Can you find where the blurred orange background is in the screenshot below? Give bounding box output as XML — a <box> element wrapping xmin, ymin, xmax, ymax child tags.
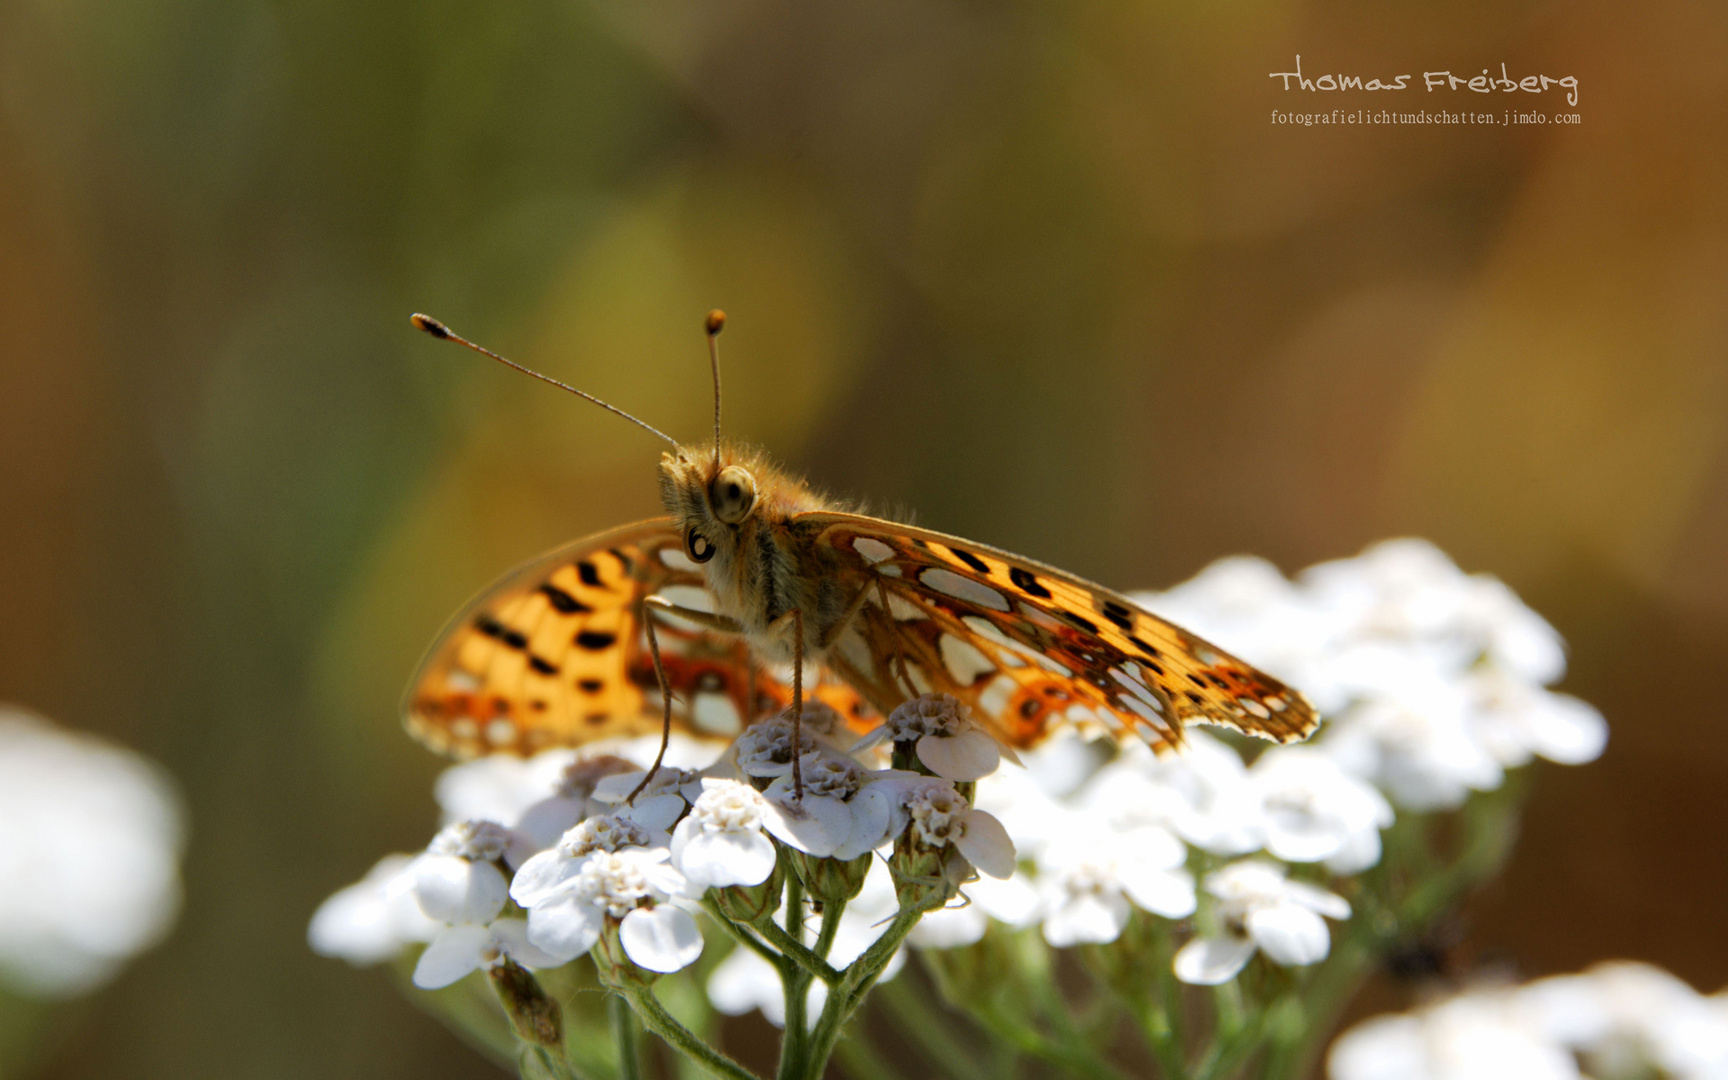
<box><xmin>0</xmin><ymin>0</ymin><xmax>1723</xmax><ymax>1076</ymax></box>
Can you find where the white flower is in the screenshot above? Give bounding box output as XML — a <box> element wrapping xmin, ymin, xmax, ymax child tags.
<box><xmin>514</xmin><ymin>755</ymin><xmax>642</xmax><ymax>851</ymax></box>
<box><xmin>515</xmin><ymin>848</ymin><xmax>701</xmax><ymax>972</ymax></box>
<box><xmin>1463</xmin><ymin>672</ymin><xmax>1607</xmax><ymax>769</ymax></box>
<box><xmin>309</xmin><ymin>854</ymin><xmax>442</xmax><ymax>965</ymax></box>
<box><xmin>591</xmin><ymin>766</ymin><xmax>708</xmax><ymax>833</ymax></box>
<box><xmin>852</xmin><ymin>693</ymin><xmax>1017</xmax><ymax>781</ymax></box>
<box><xmin>1250</xmin><ymin>747</ymin><xmax>1393</xmax><ymax>873</ymax></box>
<box><xmin>760</xmin><ymin>752</ymin><xmax>900</xmax><ymax>860</ymax></box>
<box><xmin>510</xmin><ymin>813</ymin><xmax>667</xmax><ymax>910</ymax></box>
<box><xmin>732</xmin><ymin>712</ymin><xmax>828</xmax><ymax>779</ymax></box>
<box><xmin>434</xmin><ymin>748</ymin><xmax>580</xmax><ymax>827</ymax></box>
<box><xmin>412</xmin><ymin>917</ymin><xmax>562</xmax><ymax>990</ymax></box>
<box><xmin>405</xmin><ymin>822</ymin><xmax>562</xmax><ymax>989</ymax></box>
<box><xmin>671</xmin><ymin>779</ymin><xmax>779</xmax><ymax>889</ymax></box>
<box><xmin>874</xmin><ymin>774</ymin><xmax>1017</xmax><ymax>879</ymax></box>
<box><xmin>708</xmin><ymin>945</ymin><xmax>821</xmax><ymax>1028</ymax></box>
<box><xmin>1174</xmin><ymin>860</ymin><xmax>1349</xmax><ymax>984</ymax></box>
<box><xmin>910</xmin><ymin>873</ymin><xmax>1041</xmax><ymax>949</ymax></box>
<box><xmin>0</xmin><ymin>708</ymin><xmax>185</xmax><ymax>998</ymax></box>
<box><xmin>1036</xmin><ymin>825</ymin><xmax>1196</xmax><ymax>947</ymax></box>
<box><xmin>1328</xmin><ymin>990</ymin><xmax>1580</xmax><ymax>1080</ymax></box>
<box><xmin>1520</xmin><ymin>962</ymin><xmax>1728</xmax><ymax>1079</ymax></box>
<box><xmin>1084</xmin><ymin>733</ymin><xmax>1266</xmax><ymax>856</ymax></box>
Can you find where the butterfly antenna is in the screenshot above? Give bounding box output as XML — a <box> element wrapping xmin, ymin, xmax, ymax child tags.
<box><xmin>411</xmin><ymin>313</ymin><xmax>678</xmax><ymax>447</ymax></box>
<box><xmin>705</xmin><ymin>309</ymin><xmax>726</xmax><ymax>469</ymax></box>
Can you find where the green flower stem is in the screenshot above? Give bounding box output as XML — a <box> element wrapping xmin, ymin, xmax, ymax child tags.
<box><xmin>699</xmin><ymin>896</ymin><xmax>784</xmax><ymax>968</ymax></box>
<box><xmin>800</xmin><ymin>909</ymin><xmax>924</xmax><ymax>1080</ymax></box>
<box><xmin>622</xmin><ymin>985</ymin><xmax>761</xmax><ymax>1080</ymax></box>
<box><xmin>779</xmin><ymin>874</ymin><xmax>811</xmax><ymax>1080</ymax></box>
<box><xmin>878</xmin><ymin>979</ymin><xmax>991</xmax><ymax>1080</ymax></box>
<box><xmin>813</xmin><ymin>899</ymin><xmax>847</xmax><ymax>960</ymax></box>
<box><xmin>611</xmin><ymin>994</ymin><xmax>643</xmax><ymax>1080</ymax></box>
<box><xmin>754</xmin><ymin>918</ymin><xmax>843</xmax><ymax>984</ymax></box>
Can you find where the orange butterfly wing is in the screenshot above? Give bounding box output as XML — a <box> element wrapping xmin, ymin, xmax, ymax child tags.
<box><xmin>799</xmin><ymin>513</ymin><xmax>1318</xmax><ymax>754</ymax></box>
<box><xmin>403</xmin><ymin>518</ymin><xmax>877</xmax><ymax>759</ymax></box>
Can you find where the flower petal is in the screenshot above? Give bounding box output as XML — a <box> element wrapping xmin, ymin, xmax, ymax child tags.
<box><xmin>1042</xmin><ymin>890</ymin><xmax>1129</xmax><ymax>947</ymax></box>
<box><xmin>525</xmin><ymin>894</ymin><xmax>603</xmax><ymax>962</ymax></box>
<box><xmin>620</xmin><ymin>905</ymin><xmax>704</xmax><ymax>973</ymax></box>
<box><xmin>1247</xmin><ymin>903</ymin><xmax>1331</xmax><ymax>966</ymax></box>
<box><xmin>509</xmin><ymin>848</ymin><xmax>580</xmax><ymax>908</ymax></box>
<box><xmin>954</xmin><ymin>809</ymin><xmax>1016</xmax><ymax>879</ymax></box>
<box><xmin>412</xmin><ymin>923</ymin><xmax>489</xmax><ymax>989</ymax></box>
<box><xmin>1173</xmin><ymin>936</ymin><xmax>1256</xmax><ymax>985</ymax></box>
<box><xmin>413</xmin><ymin>856</ymin><xmax>508</xmax><ymax>925</ymax></box>
<box><xmin>1118</xmin><ymin>865</ymin><xmax>1198</xmax><ymax>919</ymax></box>
<box><xmin>678</xmin><ymin>830</ymin><xmax>777</xmax><ymax>889</ymax></box>
<box><xmin>917</xmin><ymin>730</ymin><xmax>1001</xmax><ymax>782</ymax></box>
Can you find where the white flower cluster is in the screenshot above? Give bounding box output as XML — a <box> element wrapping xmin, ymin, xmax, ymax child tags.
<box><xmin>1329</xmin><ymin>961</ymin><xmax>1728</xmax><ymax>1080</ymax></box>
<box><xmin>310</xmin><ymin>705</ymin><xmax>1019</xmax><ymax>1017</ymax></box>
<box><xmin>909</xmin><ymin>538</ymin><xmax>1604</xmax><ymax>985</ymax></box>
<box><xmin>0</xmin><ymin>707</ymin><xmax>185</xmax><ymax>999</ymax></box>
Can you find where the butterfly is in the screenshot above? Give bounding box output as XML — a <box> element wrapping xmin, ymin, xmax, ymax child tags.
<box><xmin>402</xmin><ymin>312</ymin><xmax>1318</xmax><ymax>788</ymax></box>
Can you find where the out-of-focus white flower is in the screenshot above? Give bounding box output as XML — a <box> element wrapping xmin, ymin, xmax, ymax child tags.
<box><xmin>852</xmin><ymin>693</ymin><xmax>1018</xmax><ymax>782</ymax></box>
<box><xmin>435</xmin><ymin>749</ymin><xmax>580</xmax><ymax>827</ymax></box>
<box><xmin>671</xmin><ymin>779</ymin><xmax>778</xmax><ymax>889</ymax></box>
<box><xmin>1036</xmin><ymin>826</ymin><xmax>1196</xmax><ymax>947</ymax></box>
<box><xmin>514</xmin><ymin>848</ymin><xmax>700</xmax><ymax>972</ymax></box>
<box><xmin>910</xmin><ymin>873</ymin><xmax>1041</xmax><ymax>949</ymax></box>
<box><xmin>1084</xmin><ymin>734</ymin><xmax>1266</xmax><ymax>856</ymax></box>
<box><xmin>1174</xmin><ymin>861</ymin><xmax>1349</xmax><ymax>985</ymax></box>
<box><xmin>1463</xmin><ymin>672</ymin><xmax>1607</xmax><ymax>769</ymax></box>
<box><xmin>1329</xmin><ymin>990</ymin><xmax>1580</xmax><ymax>1080</ymax></box>
<box><xmin>1320</xmin><ymin>671</ymin><xmax>1504</xmax><ymax>812</ymax></box>
<box><xmin>405</xmin><ymin>821</ymin><xmax>560</xmax><ymax>989</ymax></box>
<box><xmin>591</xmin><ymin>765</ymin><xmax>709</xmax><ymax>833</ymax></box>
<box><xmin>1521</xmin><ymin>961</ymin><xmax>1728</xmax><ymax>1079</ymax></box>
<box><xmin>0</xmin><ymin>707</ymin><xmax>185</xmax><ymax>998</ymax></box>
<box><xmin>514</xmin><ymin>755</ymin><xmax>641</xmax><ymax>851</ymax></box>
<box><xmin>1329</xmin><ymin>961</ymin><xmax>1728</xmax><ymax>1080</ymax></box>
<box><xmin>1250</xmin><ymin>747</ymin><xmax>1393</xmax><ymax>873</ymax></box>
<box><xmin>708</xmin><ymin>945</ymin><xmax>817</xmax><ymax>1028</ymax></box>
<box><xmin>308</xmin><ymin>854</ymin><xmax>440</xmax><ymax>965</ymax></box>
<box><xmin>412</xmin><ymin>918</ymin><xmax>562</xmax><ymax>990</ymax></box>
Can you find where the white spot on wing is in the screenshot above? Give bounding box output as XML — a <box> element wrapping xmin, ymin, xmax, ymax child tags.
<box><xmin>1121</xmin><ymin>694</ymin><xmax>1169</xmax><ymax>729</ymax></box>
<box><xmin>978</xmin><ymin>674</ymin><xmax>1016</xmax><ymax>717</ymax></box>
<box><xmin>660</xmin><ymin>548</ymin><xmax>700</xmax><ymax>572</ymax></box>
<box><xmin>940</xmin><ymin>634</ymin><xmax>996</xmax><ymax>685</ymax></box>
<box><xmin>652</xmin><ymin>586</ymin><xmax>716</xmax><ymax>632</ymax></box>
<box><xmin>692</xmin><ymin>692</ymin><xmax>743</xmax><ymax>735</ymax></box>
<box><xmin>903</xmin><ymin>662</ymin><xmax>932</xmax><ymax>696</ymax></box>
<box><xmin>450</xmin><ymin>718</ymin><xmax>478</xmax><ymax>739</ymax></box>
<box><xmin>920</xmin><ymin>568</ymin><xmax>1010</xmax><ymax>611</ymax></box>
<box><xmin>853</xmin><ymin>537</ymin><xmax>894</xmax><ymax>564</ymax></box>
<box><xmin>447</xmin><ymin>670</ymin><xmax>481</xmax><ymax>693</ymax></box>
<box><xmin>485</xmin><ymin>719</ymin><xmax>516</xmax><ymax>745</ymax></box>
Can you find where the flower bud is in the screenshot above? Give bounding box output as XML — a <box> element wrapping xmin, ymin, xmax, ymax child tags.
<box><xmin>790</xmin><ymin>850</ymin><xmax>874</xmax><ymax>906</ymax></box>
<box><xmin>487</xmin><ymin>958</ymin><xmax>564</xmax><ymax>1048</ymax></box>
<box><xmin>591</xmin><ymin>919</ymin><xmax>660</xmax><ymax>990</ymax></box>
<box><xmin>711</xmin><ymin>856</ymin><xmax>786</xmax><ymax>925</ymax></box>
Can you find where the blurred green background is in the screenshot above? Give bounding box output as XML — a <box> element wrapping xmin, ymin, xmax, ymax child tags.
<box><xmin>1</xmin><ymin>0</ymin><xmax>1724</xmax><ymax>1076</ymax></box>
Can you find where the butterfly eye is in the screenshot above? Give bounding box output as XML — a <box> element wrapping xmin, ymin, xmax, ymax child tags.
<box><xmin>710</xmin><ymin>465</ymin><xmax>757</xmax><ymax>525</ymax></box>
<box><xmin>686</xmin><ymin>527</ymin><xmax>716</xmax><ymax>563</ymax></box>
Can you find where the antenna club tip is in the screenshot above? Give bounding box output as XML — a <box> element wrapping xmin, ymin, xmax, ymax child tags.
<box><xmin>411</xmin><ymin>313</ymin><xmax>450</xmax><ymax>339</ymax></box>
<box><xmin>705</xmin><ymin>310</ymin><xmax>726</xmax><ymax>336</ymax></box>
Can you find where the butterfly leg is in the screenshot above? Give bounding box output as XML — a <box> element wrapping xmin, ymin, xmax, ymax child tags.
<box><xmin>625</xmin><ymin>601</ymin><xmax>675</xmax><ymax>806</ymax></box>
<box><xmin>642</xmin><ymin>595</ymin><xmax>744</xmax><ymax>635</ymax></box>
<box><xmin>790</xmin><ymin>608</ymin><xmax>805</xmax><ymax>801</ymax></box>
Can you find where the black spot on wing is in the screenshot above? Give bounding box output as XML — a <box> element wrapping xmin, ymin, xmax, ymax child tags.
<box><xmin>1009</xmin><ymin>567</ymin><xmax>1052</xmax><ymax>599</ymax></box>
<box><xmin>949</xmin><ymin>546</ymin><xmax>991</xmax><ymax>575</ymax></box>
<box><xmin>1101</xmin><ymin>600</ymin><xmax>1134</xmax><ymax>631</ymax></box>
<box><xmin>1056</xmin><ymin>610</ymin><xmax>1099</xmax><ymax>635</ymax></box>
<box><xmin>576</xmin><ymin>561</ymin><xmax>603</xmax><ymax>587</ymax></box>
<box><xmin>539</xmin><ymin>583</ymin><xmax>591</xmax><ymax>615</ymax></box>
<box><xmin>578</xmin><ymin>678</ymin><xmax>604</xmax><ymax>693</ymax></box>
<box><xmin>1128</xmin><ymin>635</ymin><xmax>1161</xmax><ymax>659</ymax></box>
<box><xmin>575</xmin><ymin>630</ymin><xmax>618</xmax><ymax>651</ymax></box>
<box><xmin>528</xmin><ymin>655</ymin><xmax>560</xmax><ymax>676</ymax></box>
